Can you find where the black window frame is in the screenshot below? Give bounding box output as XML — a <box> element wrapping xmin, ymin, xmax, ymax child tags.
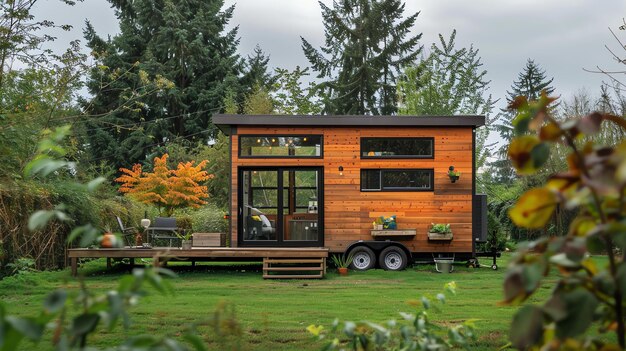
<box><xmin>239</xmin><ymin>135</ymin><xmax>324</xmax><ymax>158</ymax></box>
<box><xmin>360</xmin><ymin>169</ymin><xmax>434</xmax><ymax>192</ymax></box>
<box><xmin>360</xmin><ymin>137</ymin><xmax>434</xmax><ymax>159</ymax></box>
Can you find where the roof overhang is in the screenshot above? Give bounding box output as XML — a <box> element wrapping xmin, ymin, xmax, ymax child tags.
<box><xmin>213</xmin><ymin>114</ymin><xmax>486</xmax><ymax>135</ymax></box>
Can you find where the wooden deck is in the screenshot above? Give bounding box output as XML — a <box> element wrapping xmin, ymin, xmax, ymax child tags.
<box><xmin>67</xmin><ymin>247</ymin><xmax>329</xmax><ymax>277</ymax></box>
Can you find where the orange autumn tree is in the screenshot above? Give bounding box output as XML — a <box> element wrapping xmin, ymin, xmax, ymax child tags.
<box><xmin>115</xmin><ymin>154</ymin><xmax>211</xmax><ymax>216</ymax></box>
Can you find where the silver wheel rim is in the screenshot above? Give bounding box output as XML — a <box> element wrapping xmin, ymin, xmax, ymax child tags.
<box><xmin>384</xmin><ymin>252</ymin><xmax>403</xmax><ymax>270</ymax></box>
<box><xmin>353</xmin><ymin>252</ymin><xmax>371</xmax><ymax>270</ymax></box>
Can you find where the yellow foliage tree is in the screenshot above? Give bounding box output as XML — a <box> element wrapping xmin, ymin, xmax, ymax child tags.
<box><xmin>115</xmin><ymin>154</ymin><xmax>211</xmax><ymax>216</ymax></box>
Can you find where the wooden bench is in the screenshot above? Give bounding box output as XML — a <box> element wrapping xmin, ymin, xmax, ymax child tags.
<box><xmin>262</xmin><ymin>257</ymin><xmax>326</xmax><ymax>279</ymax></box>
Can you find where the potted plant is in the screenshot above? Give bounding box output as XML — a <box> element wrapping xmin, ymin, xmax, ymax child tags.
<box><xmin>100</xmin><ymin>226</ymin><xmax>119</xmax><ymax>248</ymax></box>
<box><xmin>428</xmin><ymin>223</ymin><xmax>453</xmax><ymax>241</ymax></box>
<box><xmin>175</xmin><ymin>230</ymin><xmax>193</xmax><ymax>250</ymax></box>
<box><xmin>374</xmin><ymin>217</ymin><xmax>384</xmax><ymax>230</ymax></box>
<box><xmin>332</xmin><ymin>251</ymin><xmax>355</xmax><ymax>276</ymax></box>
<box><xmin>448</xmin><ymin>170</ymin><xmax>461</xmax><ymax>183</ymax></box>
<box><xmin>176</xmin><ymin>216</ymin><xmax>193</xmax><ymax>249</ymax></box>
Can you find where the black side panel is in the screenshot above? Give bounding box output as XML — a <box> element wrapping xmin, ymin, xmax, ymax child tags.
<box><xmin>473</xmin><ymin>194</ymin><xmax>488</xmax><ymax>242</ymax></box>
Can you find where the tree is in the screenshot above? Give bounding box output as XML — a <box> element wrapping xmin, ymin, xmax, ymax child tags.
<box><xmin>81</xmin><ymin>0</ymin><xmax>242</xmax><ymax>170</ymax></box>
<box><xmin>116</xmin><ymin>154</ymin><xmax>211</xmax><ymax>216</ymax></box>
<box><xmin>301</xmin><ymin>0</ymin><xmax>421</xmax><ymax>115</ymax></box>
<box><xmin>273</xmin><ymin>66</ymin><xmax>322</xmax><ymax>115</ymax></box>
<box><xmin>397</xmin><ymin>30</ymin><xmax>495</xmax><ymax>171</ymax></box>
<box><xmin>490</xmin><ymin>59</ymin><xmax>556</xmax><ymax>184</ymax></box>
<box><xmin>240</xmin><ymin>45</ymin><xmax>276</xmax><ymax>98</ymax></box>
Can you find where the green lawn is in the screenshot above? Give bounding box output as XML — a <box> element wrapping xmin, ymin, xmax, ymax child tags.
<box><xmin>0</xmin><ymin>254</ymin><xmax>553</xmax><ymax>350</ymax></box>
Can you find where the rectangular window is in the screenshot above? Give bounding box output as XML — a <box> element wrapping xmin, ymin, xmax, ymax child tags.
<box><xmin>240</xmin><ymin>135</ymin><xmax>322</xmax><ymax>157</ymax></box>
<box><xmin>361</xmin><ymin>169</ymin><xmax>433</xmax><ymax>191</ymax></box>
<box><xmin>361</xmin><ymin>137</ymin><xmax>433</xmax><ymax>158</ymax></box>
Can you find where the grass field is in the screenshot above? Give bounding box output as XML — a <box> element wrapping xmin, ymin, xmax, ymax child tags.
<box><xmin>0</xmin><ymin>254</ymin><xmax>555</xmax><ymax>350</ymax></box>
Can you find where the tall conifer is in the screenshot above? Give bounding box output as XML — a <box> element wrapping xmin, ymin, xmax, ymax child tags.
<box><xmin>301</xmin><ymin>0</ymin><xmax>421</xmax><ymax>115</ymax></box>
<box><xmin>81</xmin><ymin>0</ymin><xmax>242</xmax><ymax>169</ymax></box>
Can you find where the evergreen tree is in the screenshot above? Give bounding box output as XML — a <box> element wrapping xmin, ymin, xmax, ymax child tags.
<box><xmin>490</xmin><ymin>59</ymin><xmax>556</xmax><ymax>183</ymax></box>
<box><xmin>81</xmin><ymin>0</ymin><xmax>242</xmax><ymax>170</ymax></box>
<box><xmin>397</xmin><ymin>29</ymin><xmax>495</xmax><ymax>173</ymax></box>
<box><xmin>301</xmin><ymin>0</ymin><xmax>421</xmax><ymax>115</ymax></box>
<box><xmin>273</xmin><ymin>66</ymin><xmax>322</xmax><ymax>115</ymax></box>
<box><xmin>240</xmin><ymin>45</ymin><xmax>277</xmax><ymax>97</ymax></box>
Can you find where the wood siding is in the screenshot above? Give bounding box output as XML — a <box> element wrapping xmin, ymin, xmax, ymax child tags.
<box><xmin>230</xmin><ymin>126</ymin><xmax>474</xmax><ymax>254</ymax></box>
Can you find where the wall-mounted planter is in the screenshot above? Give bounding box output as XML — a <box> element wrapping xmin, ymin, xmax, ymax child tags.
<box><xmin>448</xmin><ymin>174</ymin><xmax>460</xmax><ymax>183</ymax></box>
<box><xmin>428</xmin><ymin>232</ymin><xmax>453</xmax><ymax>241</ymax></box>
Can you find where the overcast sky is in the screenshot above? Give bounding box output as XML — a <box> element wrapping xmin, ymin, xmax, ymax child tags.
<box><xmin>33</xmin><ymin>0</ymin><xmax>626</xmax><ymax>112</ymax></box>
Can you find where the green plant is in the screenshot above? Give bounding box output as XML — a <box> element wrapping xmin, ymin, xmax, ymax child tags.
<box><xmin>448</xmin><ymin>170</ymin><xmax>461</xmax><ymax>177</ymax></box>
<box><xmin>429</xmin><ymin>223</ymin><xmax>451</xmax><ymax>234</ymax></box>
<box><xmin>309</xmin><ymin>282</ymin><xmax>476</xmax><ymax>350</ymax></box>
<box><xmin>331</xmin><ymin>251</ymin><xmax>355</xmax><ymax>269</ymax></box>
<box><xmin>502</xmin><ymin>91</ymin><xmax>626</xmax><ymax>349</ymax></box>
<box><xmin>175</xmin><ymin>230</ymin><xmax>193</xmax><ymax>241</ymax></box>
<box><xmin>5</xmin><ymin>257</ymin><xmax>36</xmax><ymax>275</ymax></box>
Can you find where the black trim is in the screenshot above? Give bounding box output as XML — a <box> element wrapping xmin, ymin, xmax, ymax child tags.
<box><xmin>360</xmin><ymin>137</ymin><xmax>434</xmax><ymax>159</ymax></box>
<box><xmin>360</xmin><ymin>169</ymin><xmax>434</xmax><ymax>192</ymax></box>
<box><xmin>228</xmin><ymin>132</ymin><xmax>233</xmax><ymax>246</ymax></box>
<box><xmin>238</xmin><ymin>135</ymin><xmax>323</xmax><ymax>159</ymax></box>
<box><xmin>214</xmin><ymin>114</ymin><xmax>486</xmax><ymax>135</ymax></box>
<box><xmin>471</xmin><ymin>127</ymin><xmax>477</xmax><ymax>257</ymax></box>
<box><xmin>237</xmin><ymin>166</ymin><xmax>324</xmax><ymax>248</ymax></box>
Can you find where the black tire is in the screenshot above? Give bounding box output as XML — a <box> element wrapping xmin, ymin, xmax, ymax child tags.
<box><xmin>379</xmin><ymin>246</ymin><xmax>408</xmax><ymax>271</ymax></box>
<box><xmin>349</xmin><ymin>246</ymin><xmax>376</xmax><ymax>271</ymax></box>
<box><xmin>492</xmin><ymin>264</ymin><xmax>498</xmax><ymax>270</ymax></box>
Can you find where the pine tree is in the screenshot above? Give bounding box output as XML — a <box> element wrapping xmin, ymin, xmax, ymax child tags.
<box><xmin>491</xmin><ymin>59</ymin><xmax>556</xmax><ymax>183</ymax></box>
<box><xmin>81</xmin><ymin>0</ymin><xmax>242</xmax><ymax>170</ymax></box>
<box><xmin>301</xmin><ymin>0</ymin><xmax>421</xmax><ymax>115</ymax></box>
<box><xmin>240</xmin><ymin>45</ymin><xmax>277</xmax><ymax>96</ymax></box>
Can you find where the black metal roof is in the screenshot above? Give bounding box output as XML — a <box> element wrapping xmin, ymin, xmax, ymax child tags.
<box><xmin>213</xmin><ymin>114</ymin><xmax>485</xmax><ymax>135</ymax></box>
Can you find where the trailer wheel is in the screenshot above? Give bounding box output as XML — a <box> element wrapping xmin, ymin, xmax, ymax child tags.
<box><xmin>349</xmin><ymin>246</ymin><xmax>376</xmax><ymax>271</ymax></box>
<box><xmin>379</xmin><ymin>247</ymin><xmax>408</xmax><ymax>271</ymax></box>
<box><xmin>492</xmin><ymin>264</ymin><xmax>498</xmax><ymax>270</ymax></box>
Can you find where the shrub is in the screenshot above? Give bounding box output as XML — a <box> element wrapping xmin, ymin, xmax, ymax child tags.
<box><xmin>183</xmin><ymin>204</ymin><xmax>228</xmax><ymax>234</ymax></box>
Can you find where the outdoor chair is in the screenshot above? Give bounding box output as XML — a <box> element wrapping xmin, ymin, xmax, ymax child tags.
<box><xmin>147</xmin><ymin>217</ymin><xmax>179</xmax><ymax>247</ymax></box>
<box><xmin>115</xmin><ymin>216</ymin><xmax>138</xmax><ymax>247</ymax></box>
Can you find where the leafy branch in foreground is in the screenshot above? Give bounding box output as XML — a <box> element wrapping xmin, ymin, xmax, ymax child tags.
<box><xmin>502</xmin><ymin>92</ymin><xmax>626</xmax><ymax>349</ymax></box>
<box><xmin>309</xmin><ymin>282</ymin><xmax>476</xmax><ymax>351</ymax></box>
<box><xmin>0</xmin><ymin>126</ymin><xmax>240</xmax><ymax>351</ymax></box>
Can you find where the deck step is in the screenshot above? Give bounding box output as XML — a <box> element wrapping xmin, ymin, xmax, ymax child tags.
<box><xmin>262</xmin><ymin>257</ymin><xmax>326</xmax><ymax>279</ymax></box>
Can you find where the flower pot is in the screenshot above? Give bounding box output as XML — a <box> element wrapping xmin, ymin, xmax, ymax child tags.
<box><xmin>181</xmin><ymin>240</ymin><xmax>192</xmax><ymax>250</ymax></box>
<box><xmin>338</xmin><ymin>267</ymin><xmax>349</xmax><ymax>276</ymax></box>
<box><xmin>377</xmin><ymin>225</ymin><xmax>383</xmax><ymax>230</ymax></box>
<box><xmin>449</xmin><ymin>175</ymin><xmax>459</xmax><ymax>183</ymax></box>
<box><xmin>101</xmin><ymin>233</ymin><xmax>118</xmax><ymax>248</ymax></box>
<box><xmin>428</xmin><ymin>232</ymin><xmax>453</xmax><ymax>241</ymax></box>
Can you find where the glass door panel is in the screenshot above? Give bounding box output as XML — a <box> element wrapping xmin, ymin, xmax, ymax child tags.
<box><xmin>242</xmin><ymin>170</ymin><xmax>278</xmax><ymax>241</ymax></box>
<box><xmin>283</xmin><ymin>170</ymin><xmax>319</xmax><ymax>242</ymax></box>
<box><xmin>240</xmin><ymin>167</ymin><xmax>322</xmax><ymax>246</ymax></box>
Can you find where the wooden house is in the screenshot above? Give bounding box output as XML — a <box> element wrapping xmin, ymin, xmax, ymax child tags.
<box><xmin>214</xmin><ymin>114</ymin><xmax>489</xmax><ymax>271</ymax></box>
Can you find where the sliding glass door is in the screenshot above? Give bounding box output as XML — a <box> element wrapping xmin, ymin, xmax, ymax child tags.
<box><xmin>239</xmin><ymin>167</ymin><xmax>323</xmax><ymax>247</ymax></box>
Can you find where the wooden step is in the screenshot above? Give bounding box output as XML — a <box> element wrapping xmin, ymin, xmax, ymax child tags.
<box><xmin>262</xmin><ymin>257</ymin><xmax>326</xmax><ymax>279</ymax></box>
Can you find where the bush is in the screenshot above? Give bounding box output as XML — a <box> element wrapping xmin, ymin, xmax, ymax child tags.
<box><xmin>183</xmin><ymin>204</ymin><xmax>228</xmax><ymax>234</ymax></box>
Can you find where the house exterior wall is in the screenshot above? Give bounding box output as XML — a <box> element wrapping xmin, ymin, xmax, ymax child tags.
<box><xmin>230</xmin><ymin>126</ymin><xmax>474</xmax><ymax>254</ymax></box>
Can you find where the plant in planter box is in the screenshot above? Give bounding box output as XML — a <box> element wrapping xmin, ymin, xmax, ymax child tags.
<box><xmin>428</xmin><ymin>223</ymin><xmax>453</xmax><ymax>240</ymax></box>
<box><xmin>331</xmin><ymin>251</ymin><xmax>355</xmax><ymax>276</ymax></box>
<box><xmin>374</xmin><ymin>216</ymin><xmax>384</xmax><ymax>230</ymax></box>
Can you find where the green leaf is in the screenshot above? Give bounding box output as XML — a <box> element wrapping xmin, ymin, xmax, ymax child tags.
<box><xmin>71</xmin><ymin>313</ymin><xmax>99</xmax><ymax>336</ymax></box>
<box><xmin>509</xmin><ymin>305</ymin><xmax>544</xmax><ymax>350</ymax></box>
<box><xmin>553</xmin><ymin>289</ymin><xmax>598</xmax><ymax>339</ymax></box>
<box><xmin>27</xmin><ymin>210</ymin><xmax>55</xmax><ymax>231</ymax></box>
<box><xmin>343</xmin><ymin>321</ymin><xmax>355</xmax><ymax>337</ymax></box>
<box><xmin>68</xmin><ymin>224</ymin><xmax>99</xmax><ymax>247</ymax></box>
<box><xmin>5</xmin><ymin>317</ymin><xmax>44</xmax><ymax>341</ymax></box>
<box><xmin>530</xmin><ymin>142</ymin><xmax>550</xmax><ymax>169</ymax></box>
<box><xmin>86</xmin><ymin>177</ymin><xmax>106</xmax><ymax>192</ymax></box>
<box><xmin>43</xmin><ymin>290</ymin><xmax>67</xmax><ymax>314</ymax></box>
<box><xmin>183</xmin><ymin>333</ymin><xmax>208</xmax><ymax>351</ymax></box>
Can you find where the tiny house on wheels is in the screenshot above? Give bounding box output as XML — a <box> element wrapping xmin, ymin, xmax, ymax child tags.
<box><xmin>213</xmin><ymin>114</ymin><xmax>491</xmax><ymax>271</ymax></box>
